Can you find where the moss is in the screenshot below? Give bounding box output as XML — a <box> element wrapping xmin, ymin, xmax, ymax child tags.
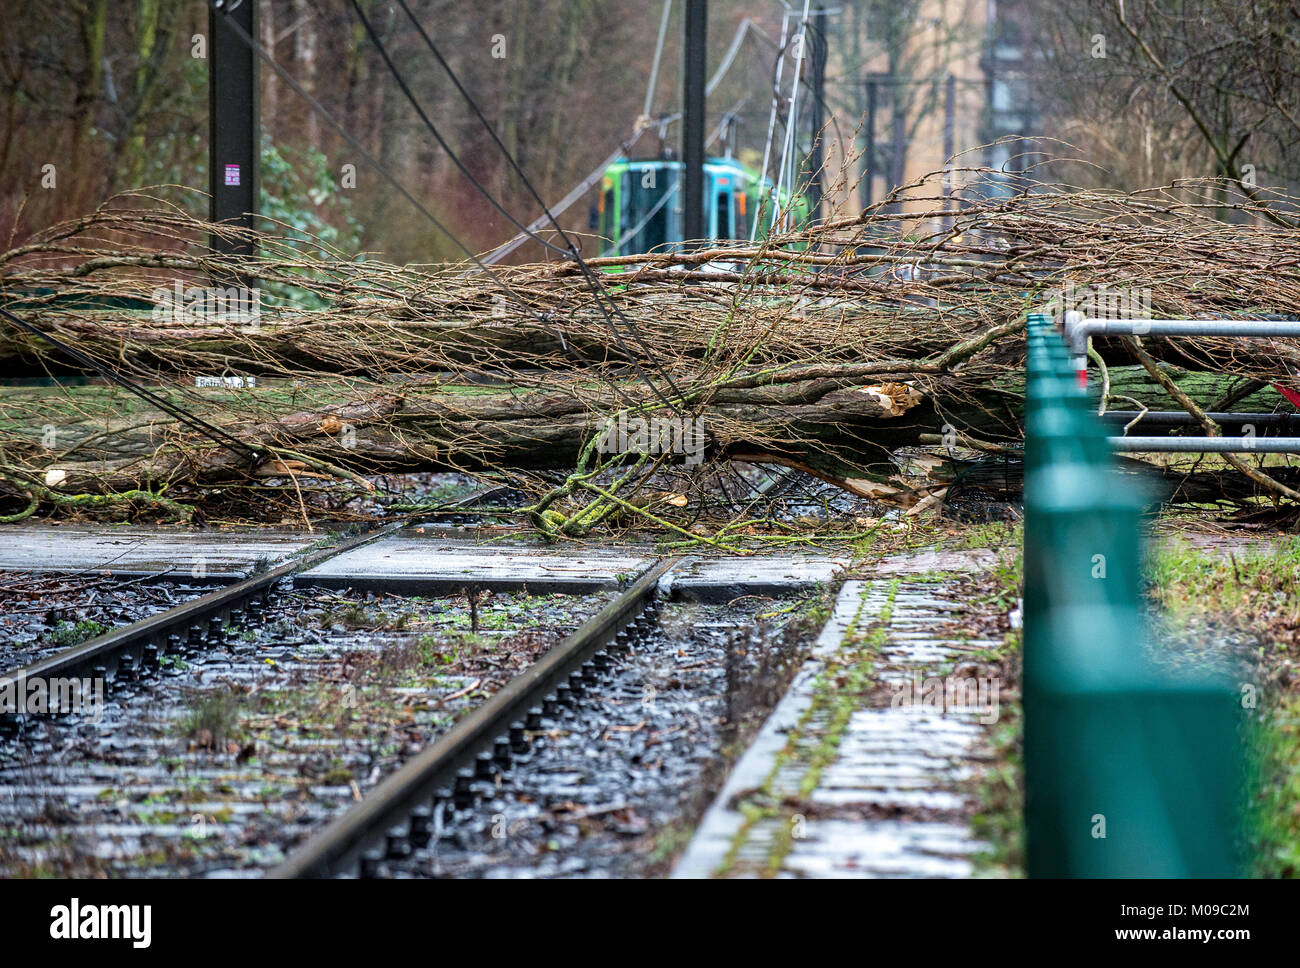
<box><xmin>717</xmin><ymin>580</ymin><xmax>897</xmax><ymax>877</ymax></box>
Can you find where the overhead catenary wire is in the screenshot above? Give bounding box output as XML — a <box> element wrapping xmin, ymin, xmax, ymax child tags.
<box><xmin>644</xmin><ymin>0</ymin><xmax>674</xmax><ymax>118</ymax></box>
<box><xmin>0</xmin><ymin>306</ymin><xmax>261</xmax><ymax>463</ymax></box>
<box><xmin>204</xmin><ymin>2</ymin><xmax>668</xmax><ymax>419</ymax></box>
<box><xmin>484</xmin><ymin>13</ymin><xmax>764</xmax><ymax>265</ymax></box>
<box><xmin>200</xmin><ymin>0</ymin><xmax>570</xmax><ymax>354</ymax></box>
<box><xmin>347</xmin><ymin>0</ymin><xmax>571</xmax><ymax>260</ymax></box>
<box><xmin>387</xmin><ymin>0</ymin><xmax>690</xmax><ymax>416</ymax></box>
<box><xmin>773</xmin><ymin>0</ymin><xmax>813</xmax><ymax>230</ymax></box>
<box><xmin>752</xmin><ymin>12</ymin><xmax>792</xmax><ymax>241</ymax></box>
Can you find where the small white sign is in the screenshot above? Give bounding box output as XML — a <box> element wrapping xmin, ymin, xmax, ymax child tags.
<box><xmin>195</xmin><ymin>376</ymin><xmax>256</xmax><ymax>388</ymax></box>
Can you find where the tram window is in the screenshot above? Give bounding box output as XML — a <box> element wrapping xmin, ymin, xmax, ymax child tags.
<box><xmin>600</xmin><ymin>186</ymin><xmax>615</xmax><ymax>239</ymax></box>
<box><xmin>715</xmin><ymin>191</ymin><xmax>731</xmax><ymax>240</ymax></box>
<box><xmin>624</xmin><ymin>165</ymin><xmax>677</xmax><ymax>253</ymax></box>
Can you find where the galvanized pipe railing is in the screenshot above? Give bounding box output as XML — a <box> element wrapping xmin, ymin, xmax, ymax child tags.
<box><xmin>1101</xmin><ymin>411</ymin><xmax>1300</xmax><ymax>431</ymax></box>
<box><xmin>1109</xmin><ymin>436</ymin><xmax>1300</xmax><ymax>453</ymax></box>
<box><xmin>1062</xmin><ymin>310</ymin><xmax>1300</xmax><ymax>387</ymax></box>
<box><xmin>1062</xmin><ymin>310</ymin><xmax>1300</xmax><ymax>453</ymax></box>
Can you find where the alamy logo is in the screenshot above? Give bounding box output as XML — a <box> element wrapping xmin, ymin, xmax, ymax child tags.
<box><xmin>890</xmin><ymin>674</ymin><xmax>1000</xmax><ymax>724</ymax></box>
<box><xmin>1040</xmin><ymin>280</ymin><xmax>1150</xmax><ymax>320</ymax></box>
<box><xmin>49</xmin><ymin>899</ymin><xmax>151</xmax><ymax>949</ymax></box>
<box><xmin>151</xmin><ymin>279</ymin><xmax>260</xmax><ymax>324</ymax></box>
<box><xmin>595</xmin><ymin>412</ymin><xmax>705</xmax><ymax>465</ymax></box>
<box><xmin>0</xmin><ymin>674</ymin><xmax>103</xmax><ymax>723</ymax></box>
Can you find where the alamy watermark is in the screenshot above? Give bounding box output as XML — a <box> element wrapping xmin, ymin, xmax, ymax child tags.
<box><xmin>595</xmin><ymin>412</ymin><xmax>705</xmax><ymax>465</ymax></box>
<box><xmin>1039</xmin><ymin>280</ymin><xmax>1151</xmax><ymax>321</ymax></box>
<box><xmin>151</xmin><ymin>279</ymin><xmax>260</xmax><ymax>325</ymax></box>
<box><xmin>50</xmin><ymin>899</ymin><xmax>151</xmax><ymax>948</ymax></box>
<box><xmin>0</xmin><ymin>673</ymin><xmax>104</xmax><ymax>724</ymax></box>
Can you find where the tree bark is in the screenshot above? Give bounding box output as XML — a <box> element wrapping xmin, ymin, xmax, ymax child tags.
<box><xmin>13</xmin><ymin>379</ymin><xmax>934</xmax><ymax>494</ymax></box>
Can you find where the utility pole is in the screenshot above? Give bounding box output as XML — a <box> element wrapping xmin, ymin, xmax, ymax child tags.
<box><xmin>209</xmin><ymin>0</ymin><xmax>259</xmax><ymax>284</ymax></box>
<box><xmin>942</xmin><ymin>73</ymin><xmax>955</xmax><ymax>230</ymax></box>
<box><xmin>864</xmin><ymin>76</ymin><xmax>877</xmax><ymax>208</ymax></box>
<box><xmin>682</xmin><ymin>0</ymin><xmax>707</xmax><ymax>245</ymax></box>
<box><xmin>806</xmin><ymin>5</ymin><xmax>827</xmax><ymax>223</ymax></box>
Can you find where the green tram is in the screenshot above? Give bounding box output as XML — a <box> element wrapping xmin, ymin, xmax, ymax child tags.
<box><xmin>593</xmin><ymin>155</ymin><xmax>809</xmax><ymax>257</ymax></box>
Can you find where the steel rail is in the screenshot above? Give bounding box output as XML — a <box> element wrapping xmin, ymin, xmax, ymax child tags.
<box><xmin>0</xmin><ymin>522</ymin><xmax>405</xmax><ymax>696</ymax></box>
<box><xmin>1101</xmin><ymin>411</ymin><xmax>1300</xmax><ymax>432</ymax></box>
<box><xmin>271</xmin><ymin>555</ymin><xmax>685</xmax><ymax>878</ymax></box>
<box><xmin>1108</xmin><ymin>436</ymin><xmax>1300</xmax><ymax>453</ymax></box>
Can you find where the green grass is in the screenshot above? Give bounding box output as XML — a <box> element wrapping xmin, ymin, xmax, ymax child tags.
<box><xmin>965</xmin><ymin>531</ymin><xmax>1024</xmax><ymax>875</ymax></box>
<box><xmin>953</xmin><ymin>520</ymin><xmax>1021</xmax><ymax>552</ymax></box>
<box><xmin>178</xmin><ymin>689</ymin><xmax>244</xmax><ymax>749</ymax></box>
<box><xmin>1146</xmin><ymin>536</ymin><xmax>1300</xmax><ymax>627</ymax></box>
<box><xmin>970</xmin><ymin>716</ymin><xmax>1024</xmax><ymax>876</ymax></box>
<box><xmin>1145</xmin><ymin>532</ymin><xmax>1300</xmax><ymax>877</ymax></box>
<box><xmin>1249</xmin><ymin>695</ymin><xmax>1300</xmax><ymax>877</ymax></box>
<box><xmin>50</xmin><ymin>619</ymin><xmax>107</xmax><ymax>647</ymax></box>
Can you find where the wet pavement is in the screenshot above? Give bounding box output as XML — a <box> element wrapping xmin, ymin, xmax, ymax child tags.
<box><xmin>296</xmin><ymin>536</ymin><xmax>653</xmax><ymax>594</ymax></box>
<box><xmin>298</xmin><ymin>532</ymin><xmax>850</xmax><ymax>599</ymax></box>
<box><xmin>666</xmin><ymin>555</ymin><xmax>849</xmax><ymax>602</ymax></box>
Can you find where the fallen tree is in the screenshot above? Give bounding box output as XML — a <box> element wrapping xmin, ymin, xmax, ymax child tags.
<box><xmin>3</xmin><ymin>171</ymin><xmax>1300</xmax><ymax>529</ymax></box>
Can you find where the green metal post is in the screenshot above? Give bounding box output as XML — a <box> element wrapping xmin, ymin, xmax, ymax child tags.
<box><xmin>1022</xmin><ymin>312</ymin><xmax>1243</xmax><ymax>877</ymax></box>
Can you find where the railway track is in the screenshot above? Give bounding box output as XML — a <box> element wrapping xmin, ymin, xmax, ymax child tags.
<box><xmin>1</xmin><ymin>469</ymin><xmax>838</xmax><ymax>878</ymax></box>
<box><xmin>273</xmin><ymin>556</ymin><xmax>683</xmax><ymax>877</ymax></box>
<box><xmin>0</xmin><ymin>585</ymin><xmax>625</xmax><ymax>873</ymax></box>
<box><xmin>0</xmin><ymin>485</ymin><xmax>520</xmax><ymax>708</ymax></box>
<box><xmin>0</xmin><ymin>521</ymin><xmax>824</xmax><ymax>879</ymax></box>
<box><xmin>0</xmin><ymin>524</ymin><xmax>399</xmax><ymax>722</ymax></box>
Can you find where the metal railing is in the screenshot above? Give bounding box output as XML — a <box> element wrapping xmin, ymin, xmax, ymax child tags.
<box><xmin>1062</xmin><ymin>310</ymin><xmax>1300</xmax><ymax>454</ymax></box>
<box><xmin>1022</xmin><ymin>312</ymin><xmax>1242</xmax><ymax>877</ymax></box>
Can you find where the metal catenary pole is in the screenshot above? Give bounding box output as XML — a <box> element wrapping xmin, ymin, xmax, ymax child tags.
<box><xmin>209</xmin><ymin>0</ymin><xmax>259</xmax><ymax>289</ymax></box>
<box><xmin>682</xmin><ymin>0</ymin><xmax>708</xmax><ymax>246</ymax></box>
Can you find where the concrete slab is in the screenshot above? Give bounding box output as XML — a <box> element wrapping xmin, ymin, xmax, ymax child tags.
<box><xmin>783</xmin><ymin>819</ymin><xmax>979</xmax><ymax>878</ymax></box>
<box><xmin>875</xmin><ymin>548</ymin><xmax>997</xmax><ymax>574</ymax></box>
<box><xmin>667</xmin><ymin>554</ymin><xmax>849</xmax><ymax>602</ymax></box>
<box><xmin>675</xmin><ymin>566</ymin><xmax>1002</xmax><ymax>879</ymax></box>
<box><xmin>294</xmin><ymin>535</ymin><xmax>654</xmax><ymax>594</ymax></box>
<box><xmin>672</xmin><ymin>580</ymin><xmax>868</xmax><ymax>878</ymax></box>
<box><xmin>296</xmin><ymin>536</ymin><xmax>849</xmax><ymax>597</ymax></box>
<box><xmin>0</xmin><ymin>525</ymin><xmax>315</xmax><ymax>581</ymax></box>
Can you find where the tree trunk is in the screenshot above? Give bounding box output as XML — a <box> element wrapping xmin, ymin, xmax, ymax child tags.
<box><xmin>14</xmin><ymin>379</ymin><xmax>933</xmax><ymax>494</ymax></box>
